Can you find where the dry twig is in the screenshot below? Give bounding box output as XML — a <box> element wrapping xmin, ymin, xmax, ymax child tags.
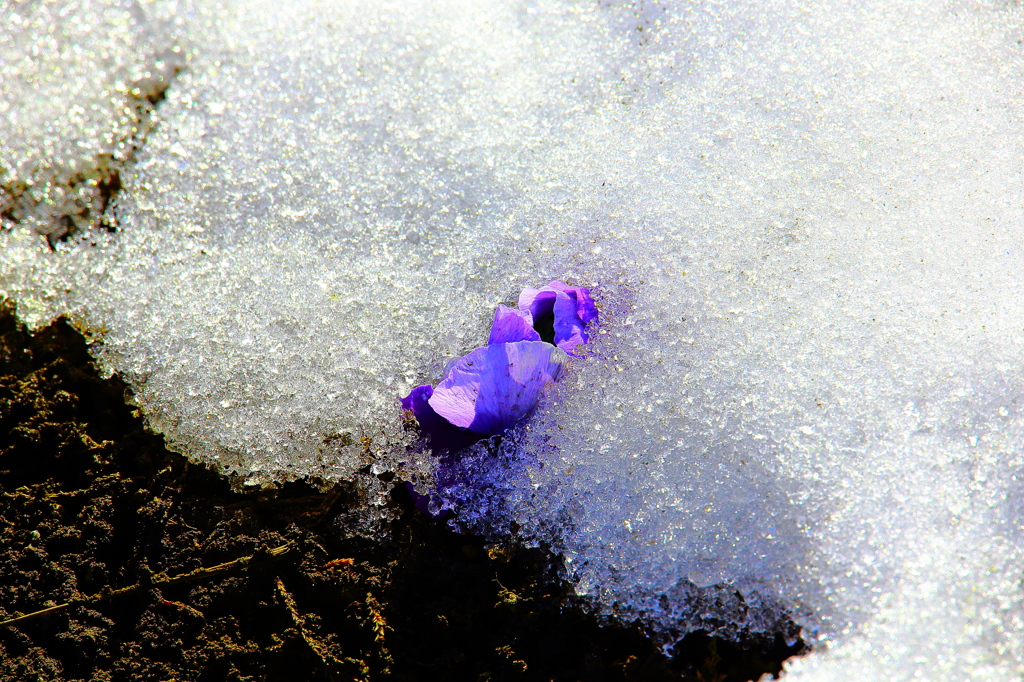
<box><xmin>0</xmin><ymin>542</ymin><xmax>293</xmax><ymax>628</ymax></box>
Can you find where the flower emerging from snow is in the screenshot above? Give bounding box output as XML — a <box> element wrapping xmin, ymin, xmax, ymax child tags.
<box><xmin>402</xmin><ymin>280</ymin><xmax>597</xmax><ymax>452</ymax></box>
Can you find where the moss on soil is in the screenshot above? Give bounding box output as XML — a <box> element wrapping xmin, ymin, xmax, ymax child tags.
<box><xmin>0</xmin><ymin>302</ymin><xmax>804</xmax><ymax>681</ymax></box>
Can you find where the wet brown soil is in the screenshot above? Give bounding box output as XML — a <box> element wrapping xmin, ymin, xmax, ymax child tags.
<box><xmin>0</xmin><ymin>302</ymin><xmax>804</xmax><ymax>681</ymax></box>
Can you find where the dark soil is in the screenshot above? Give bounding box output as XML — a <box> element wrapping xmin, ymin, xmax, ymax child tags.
<box><xmin>0</xmin><ymin>301</ymin><xmax>804</xmax><ymax>681</ymax></box>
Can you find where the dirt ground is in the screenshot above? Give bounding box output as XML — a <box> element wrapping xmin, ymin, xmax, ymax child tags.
<box><xmin>0</xmin><ymin>301</ymin><xmax>804</xmax><ymax>681</ymax></box>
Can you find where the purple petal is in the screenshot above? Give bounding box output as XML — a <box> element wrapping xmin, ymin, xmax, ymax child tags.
<box><xmin>400</xmin><ymin>383</ymin><xmax>434</xmax><ymax>413</ymax></box>
<box><xmin>552</xmin><ymin>292</ymin><xmax>588</xmax><ymax>354</ymax></box>
<box><xmin>401</xmin><ymin>384</ymin><xmax>482</xmax><ymax>452</ymax></box>
<box><xmin>518</xmin><ymin>280</ymin><xmax>599</xmax><ymax>356</ymax></box>
<box><xmin>548</xmin><ymin>280</ymin><xmax>599</xmax><ymax>326</ymax></box>
<box><xmin>488</xmin><ymin>304</ymin><xmax>540</xmax><ymax>344</ymax></box>
<box><xmin>517</xmin><ymin>286</ymin><xmax>560</xmax><ymax>321</ymax></box>
<box><xmin>428</xmin><ymin>341</ymin><xmax>567</xmax><ymax>435</ymax></box>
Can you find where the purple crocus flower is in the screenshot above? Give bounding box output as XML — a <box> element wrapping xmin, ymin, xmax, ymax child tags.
<box><xmin>518</xmin><ymin>281</ymin><xmax>598</xmax><ymax>356</ymax></box>
<box><xmin>427</xmin><ymin>340</ymin><xmax>567</xmax><ymax>435</ymax></box>
<box><xmin>401</xmin><ymin>280</ymin><xmax>597</xmax><ymax>453</ymax></box>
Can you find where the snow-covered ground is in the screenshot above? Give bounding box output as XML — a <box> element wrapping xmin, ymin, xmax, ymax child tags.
<box><xmin>3</xmin><ymin>1</ymin><xmax>1023</xmax><ymax>678</ymax></box>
